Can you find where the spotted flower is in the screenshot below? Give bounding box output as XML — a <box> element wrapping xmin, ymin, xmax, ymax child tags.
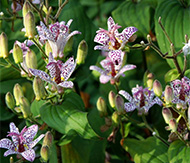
<box><xmin>183</xmin><ymin>39</ymin><xmax>190</xmax><ymax>56</ymax></box>
<box><xmin>29</xmin><ymin>53</ymin><xmax>76</xmax><ymax>89</ymax></box>
<box><xmin>94</xmin><ymin>16</ymin><xmax>138</xmax><ymax>51</ymax></box>
<box><xmin>90</xmin><ymin>50</ymin><xmax>136</xmax><ymax>84</ymax></box>
<box><xmin>119</xmin><ymin>85</ymin><xmax>163</xmax><ymax>115</ymax></box>
<box><xmin>37</xmin><ymin>20</ymin><xmax>81</xmax><ymax>58</ymax></box>
<box><xmin>10</xmin><ymin>40</ymin><xmax>34</xmax><ymax>75</ymax></box>
<box><xmin>0</xmin><ymin>122</ymin><xmax>44</xmax><ymax>162</ymax></box>
<box><xmin>170</xmin><ymin>76</ymin><xmax>190</xmax><ymax>108</ymax></box>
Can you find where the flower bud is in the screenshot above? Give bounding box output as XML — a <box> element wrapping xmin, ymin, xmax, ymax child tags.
<box><xmin>5</xmin><ymin>92</ymin><xmax>16</xmax><ymax>110</ymax></box>
<box><xmin>22</xmin><ymin>1</ymin><xmax>32</xmax><ymax>19</ymax></box>
<box><xmin>188</xmin><ymin>106</ymin><xmax>190</xmax><ymax>125</ymax></box>
<box><xmin>19</xmin><ymin>96</ymin><xmax>32</xmax><ymax>118</ymax></box>
<box><xmin>144</xmin><ymin>71</ymin><xmax>154</xmax><ymax>89</ymax></box>
<box><xmin>162</xmin><ymin>107</ymin><xmax>173</xmax><ymax>124</ymax></box>
<box><xmin>115</xmin><ymin>95</ymin><xmax>125</xmax><ymax>114</ymax></box>
<box><xmin>13</xmin><ymin>43</ymin><xmax>23</xmax><ymax>64</ymax></box>
<box><xmin>169</xmin><ymin>118</ymin><xmax>177</xmax><ymax>132</ymax></box>
<box><xmin>76</xmin><ymin>40</ymin><xmax>88</xmax><ymax>65</ymax></box>
<box><xmin>45</xmin><ymin>41</ymin><xmax>52</xmax><ymax>57</ymax></box>
<box><xmin>13</xmin><ymin>83</ymin><xmax>24</xmax><ymax>106</ymax></box>
<box><xmin>96</xmin><ymin>97</ymin><xmax>108</xmax><ymax>117</ymax></box>
<box><xmin>164</xmin><ymin>85</ymin><xmax>174</xmax><ymax>105</ymax></box>
<box><xmin>153</xmin><ymin>80</ymin><xmax>163</xmax><ymax>97</ymax></box>
<box><xmin>33</xmin><ymin>76</ymin><xmax>47</xmax><ymax>100</ymax></box>
<box><xmin>147</xmin><ymin>34</ymin><xmax>152</xmax><ymax>43</ymax></box>
<box><xmin>42</xmin><ymin>131</ymin><xmax>53</xmax><ymax>148</ymax></box>
<box><xmin>10</xmin><ymin>157</ymin><xmax>14</xmax><ymax>163</ymax></box>
<box><xmin>24</xmin><ymin>11</ymin><xmax>36</xmax><ymax>39</ymax></box>
<box><xmin>25</xmin><ymin>49</ymin><xmax>37</xmax><ymax>69</ymax></box>
<box><xmin>40</xmin><ymin>145</ymin><xmax>50</xmax><ymax>162</ymax></box>
<box><xmin>0</xmin><ymin>32</ymin><xmax>9</xmax><ymax>58</ymax></box>
<box><xmin>111</xmin><ymin>111</ymin><xmax>120</xmax><ymax>126</ymax></box>
<box><xmin>108</xmin><ymin>91</ymin><xmax>116</xmax><ymax>108</ymax></box>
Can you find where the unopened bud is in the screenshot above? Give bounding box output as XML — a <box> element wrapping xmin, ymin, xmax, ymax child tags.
<box><xmin>40</xmin><ymin>145</ymin><xmax>50</xmax><ymax>162</ymax></box>
<box><xmin>13</xmin><ymin>43</ymin><xmax>23</xmax><ymax>64</ymax></box>
<box><xmin>23</xmin><ymin>1</ymin><xmax>32</xmax><ymax>19</ymax></box>
<box><xmin>76</xmin><ymin>40</ymin><xmax>88</xmax><ymax>65</ymax></box>
<box><xmin>45</xmin><ymin>41</ymin><xmax>52</xmax><ymax>57</ymax></box>
<box><xmin>96</xmin><ymin>97</ymin><xmax>108</xmax><ymax>117</ymax></box>
<box><xmin>164</xmin><ymin>85</ymin><xmax>174</xmax><ymax>105</ymax></box>
<box><xmin>0</xmin><ymin>32</ymin><xmax>9</xmax><ymax>58</ymax></box>
<box><xmin>19</xmin><ymin>96</ymin><xmax>32</xmax><ymax>118</ymax></box>
<box><xmin>42</xmin><ymin>131</ymin><xmax>53</xmax><ymax>148</ymax></box>
<box><xmin>10</xmin><ymin>157</ymin><xmax>14</xmax><ymax>163</ymax></box>
<box><xmin>169</xmin><ymin>118</ymin><xmax>177</xmax><ymax>132</ymax></box>
<box><xmin>162</xmin><ymin>107</ymin><xmax>173</xmax><ymax>124</ymax></box>
<box><xmin>115</xmin><ymin>95</ymin><xmax>125</xmax><ymax>114</ymax></box>
<box><xmin>25</xmin><ymin>49</ymin><xmax>37</xmax><ymax>69</ymax></box>
<box><xmin>108</xmin><ymin>91</ymin><xmax>116</xmax><ymax>108</ymax></box>
<box><xmin>24</xmin><ymin>11</ymin><xmax>36</xmax><ymax>39</ymax></box>
<box><xmin>147</xmin><ymin>34</ymin><xmax>152</xmax><ymax>43</ymax></box>
<box><xmin>33</xmin><ymin>76</ymin><xmax>47</xmax><ymax>100</ymax></box>
<box><xmin>13</xmin><ymin>83</ymin><xmax>24</xmax><ymax>106</ymax></box>
<box><xmin>140</xmin><ymin>41</ymin><xmax>145</xmax><ymax>46</ymax></box>
<box><xmin>5</xmin><ymin>92</ymin><xmax>16</xmax><ymax>110</ymax></box>
<box><xmin>153</xmin><ymin>80</ymin><xmax>163</xmax><ymax>97</ymax></box>
<box><xmin>144</xmin><ymin>71</ymin><xmax>154</xmax><ymax>89</ymax></box>
<box><xmin>111</xmin><ymin>111</ymin><xmax>120</xmax><ymax>126</ymax></box>
<box><xmin>188</xmin><ymin>106</ymin><xmax>190</xmax><ymax>125</ymax></box>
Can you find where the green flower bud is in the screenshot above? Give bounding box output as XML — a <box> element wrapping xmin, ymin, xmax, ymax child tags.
<box><xmin>169</xmin><ymin>118</ymin><xmax>177</xmax><ymax>132</ymax></box>
<box><xmin>13</xmin><ymin>43</ymin><xmax>23</xmax><ymax>64</ymax></box>
<box><xmin>24</xmin><ymin>11</ymin><xmax>36</xmax><ymax>39</ymax></box>
<box><xmin>108</xmin><ymin>91</ymin><xmax>116</xmax><ymax>108</ymax></box>
<box><xmin>5</xmin><ymin>92</ymin><xmax>16</xmax><ymax>110</ymax></box>
<box><xmin>42</xmin><ymin>131</ymin><xmax>53</xmax><ymax>148</ymax></box>
<box><xmin>23</xmin><ymin>1</ymin><xmax>32</xmax><ymax>19</ymax></box>
<box><xmin>164</xmin><ymin>85</ymin><xmax>174</xmax><ymax>105</ymax></box>
<box><xmin>45</xmin><ymin>41</ymin><xmax>52</xmax><ymax>57</ymax></box>
<box><xmin>13</xmin><ymin>83</ymin><xmax>24</xmax><ymax>106</ymax></box>
<box><xmin>147</xmin><ymin>34</ymin><xmax>152</xmax><ymax>43</ymax></box>
<box><xmin>153</xmin><ymin>80</ymin><xmax>163</xmax><ymax>97</ymax></box>
<box><xmin>19</xmin><ymin>96</ymin><xmax>32</xmax><ymax>118</ymax></box>
<box><xmin>162</xmin><ymin>107</ymin><xmax>173</xmax><ymax>124</ymax></box>
<box><xmin>0</xmin><ymin>32</ymin><xmax>9</xmax><ymax>58</ymax></box>
<box><xmin>33</xmin><ymin>76</ymin><xmax>47</xmax><ymax>100</ymax></box>
<box><xmin>111</xmin><ymin>111</ymin><xmax>120</xmax><ymax>126</ymax></box>
<box><xmin>144</xmin><ymin>71</ymin><xmax>154</xmax><ymax>89</ymax></box>
<box><xmin>96</xmin><ymin>97</ymin><xmax>108</xmax><ymax>117</ymax></box>
<box><xmin>40</xmin><ymin>145</ymin><xmax>50</xmax><ymax>162</ymax></box>
<box><xmin>10</xmin><ymin>157</ymin><xmax>14</xmax><ymax>163</ymax></box>
<box><xmin>76</xmin><ymin>40</ymin><xmax>88</xmax><ymax>65</ymax></box>
<box><xmin>25</xmin><ymin>49</ymin><xmax>37</xmax><ymax>69</ymax></box>
<box><xmin>115</xmin><ymin>95</ymin><xmax>125</xmax><ymax>114</ymax></box>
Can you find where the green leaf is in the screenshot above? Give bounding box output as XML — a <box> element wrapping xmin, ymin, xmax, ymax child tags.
<box><xmin>112</xmin><ymin>0</ymin><xmax>154</xmax><ymax>37</ymax></box>
<box><xmin>30</xmin><ymin>100</ymin><xmax>45</xmax><ymax>117</ymax></box>
<box><xmin>122</xmin><ymin>137</ymin><xmax>168</xmax><ymax>163</ymax></box>
<box><xmin>155</xmin><ymin>0</ymin><xmax>190</xmax><ymax>69</ymax></box>
<box><xmin>0</xmin><ymin>99</ymin><xmax>14</xmax><ymax>121</ymax></box>
<box><xmin>168</xmin><ymin>140</ymin><xmax>190</xmax><ymax>163</ymax></box>
<box><xmin>164</xmin><ymin>69</ymin><xmax>180</xmax><ymax>83</ymax></box>
<box><xmin>40</xmin><ymin>91</ymin><xmax>99</xmax><ymax>139</ymax></box>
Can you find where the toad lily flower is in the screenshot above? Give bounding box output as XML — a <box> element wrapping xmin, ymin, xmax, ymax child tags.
<box><xmin>170</xmin><ymin>76</ymin><xmax>190</xmax><ymax>108</ymax></box>
<box><xmin>94</xmin><ymin>16</ymin><xmax>138</xmax><ymax>51</ymax></box>
<box><xmin>37</xmin><ymin>20</ymin><xmax>81</xmax><ymax>58</ymax></box>
<box><xmin>119</xmin><ymin>85</ymin><xmax>162</xmax><ymax>115</ymax></box>
<box><xmin>183</xmin><ymin>39</ymin><xmax>190</xmax><ymax>56</ymax></box>
<box><xmin>0</xmin><ymin>122</ymin><xmax>44</xmax><ymax>162</ymax></box>
<box><xmin>29</xmin><ymin>53</ymin><xmax>76</xmax><ymax>89</ymax></box>
<box><xmin>90</xmin><ymin>50</ymin><xmax>136</xmax><ymax>84</ymax></box>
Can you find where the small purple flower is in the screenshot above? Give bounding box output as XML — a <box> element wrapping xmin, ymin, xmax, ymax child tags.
<box><xmin>170</xmin><ymin>76</ymin><xmax>190</xmax><ymax>107</ymax></box>
<box><xmin>37</xmin><ymin>20</ymin><xmax>81</xmax><ymax>58</ymax></box>
<box><xmin>0</xmin><ymin>122</ymin><xmax>44</xmax><ymax>162</ymax></box>
<box><xmin>94</xmin><ymin>16</ymin><xmax>138</xmax><ymax>51</ymax></box>
<box><xmin>90</xmin><ymin>50</ymin><xmax>136</xmax><ymax>84</ymax></box>
<box><xmin>10</xmin><ymin>40</ymin><xmax>34</xmax><ymax>75</ymax></box>
<box><xmin>119</xmin><ymin>85</ymin><xmax>162</xmax><ymax>115</ymax></box>
<box><xmin>29</xmin><ymin>53</ymin><xmax>76</xmax><ymax>89</ymax></box>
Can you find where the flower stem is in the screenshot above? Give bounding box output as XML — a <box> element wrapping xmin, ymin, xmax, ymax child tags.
<box><xmin>5</xmin><ymin>58</ymin><xmax>20</xmax><ymax>72</ymax></box>
<box><xmin>54</xmin><ymin>0</ymin><xmax>69</xmax><ymax>21</ymax></box>
<box><xmin>18</xmin><ymin>63</ymin><xmax>28</xmax><ymax>75</ymax></box>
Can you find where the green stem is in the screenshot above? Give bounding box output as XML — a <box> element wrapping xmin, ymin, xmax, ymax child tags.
<box><xmin>18</xmin><ymin>63</ymin><xmax>28</xmax><ymax>75</ymax></box>
<box><xmin>175</xmin><ymin>132</ymin><xmax>189</xmax><ymax>146</ymax></box>
<box><xmin>123</xmin><ymin>114</ymin><xmax>142</xmax><ymax>124</ymax></box>
<box><xmin>5</xmin><ymin>58</ymin><xmax>21</xmax><ymax>72</ymax></box>
<box><xmin>54</xmin><ymin>0</ymin><xmax>69</xmax><ymax>21</ymax></box>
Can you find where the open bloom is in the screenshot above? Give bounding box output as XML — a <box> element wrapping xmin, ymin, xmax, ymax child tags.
<box><xmin>90</xmin><ymin>50</ymin><xmax>136</xmax><ymax>84</ymax></box>
<box><xmin>94</xmin><ymin>16</ymin><xmax>138</xmax><ymax>51</ymax></box>
<box><xmin>37</xmin><ymin>20</ymin><xmax>81</xmax><ymax>58</ymax></box>
<box><xmin>29</xmin><ymin>53</ymin><xmax>76</xmax><ymax>89</ymax></box>
<box><xmin>183</xmin><ymin>39</ymin><xmax>190</xmax><ymax>56</ymax></box>
<box><xmin>119</xmin><ymin>85</ymin><xmax>163</xmax><ymax>115</ymax></box>
<box><xmin>170</xmin><ymin>76</ymin><xmax>190</xmax><ymax>108</ymax></box>
<box><xmin>0</xmin><ymin>122</ymin><xmax>44</xmax><ymax>162</ymax></box>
